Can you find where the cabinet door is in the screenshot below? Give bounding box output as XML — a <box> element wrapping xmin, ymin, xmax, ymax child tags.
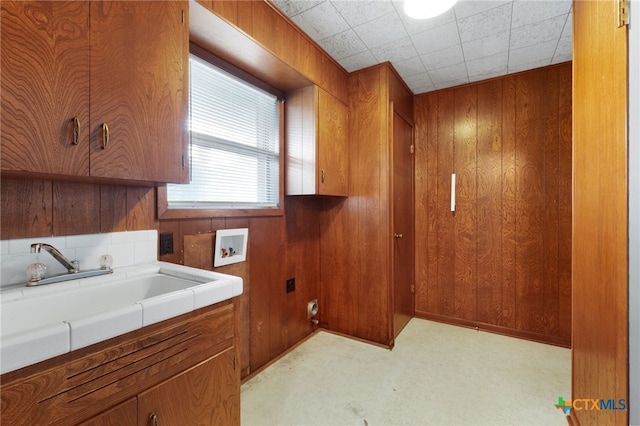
<box><xmin>78</xmin><ymin>398</ymin><xmax>137</xmax><ymax>426</ymax></box>
<box><xmin>89</xmin><ymin>1</ymin><xmax>188</xmax><ymax>183</ymax></box>
<box><xmin>1</xmin><ymin>1</ymin><xmax>90</xmax><ymax>176</ymax></box>
<box><xmin>137</xmin><ymin>347</ymin><xmax>239</xmax><ymax>426</ymax></box>
<box><xmin>317</xmin><ymin>88</ymin><xmax>348</xmax><ymax>196</ymax></box>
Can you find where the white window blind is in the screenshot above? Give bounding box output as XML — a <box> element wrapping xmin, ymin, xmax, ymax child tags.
<box><xmin>167</xmin><ymin>55</ymin><xmax>280</xmax><ymax>209</ymax></box>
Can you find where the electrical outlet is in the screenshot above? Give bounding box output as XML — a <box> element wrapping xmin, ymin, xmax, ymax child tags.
<box><xmin>159</xmin><ymin>232</ymin><xmax>173</xmax><ymax>255</ymax></box>
<box><xmin>286</xmin><ymin>277</ymin><xmax>295</xmax><ymax>293</ymax></box>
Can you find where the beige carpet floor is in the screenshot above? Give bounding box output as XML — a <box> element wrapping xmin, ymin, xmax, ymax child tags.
<box><xmin>241</xmin><ymin>318</ymin><xmax>571</xmax><ymax>426</ymax></box>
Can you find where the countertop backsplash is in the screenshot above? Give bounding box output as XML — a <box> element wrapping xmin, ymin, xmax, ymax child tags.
<box><xmin>1</xmin><ymin>230</ymin><xmax>158</xmax><ymax>288</ymax></box>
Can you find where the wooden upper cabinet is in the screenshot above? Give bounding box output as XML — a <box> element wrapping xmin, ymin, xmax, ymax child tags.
<box><xmin>285</xmin><ymin>86</ymin><xmax>348</xmax><ymax>196</ymax></box>
<box><xmin>1</xmin><ymin>1</ymin><xmax>188</xmax><ymax>184</ymax></box>
<box><xmin>89</xmin><ymin>1</ymin><xmax>188</xmax><ymax>183</ymax></box>
<box><xmin>1</xmin><ymin>1</ymin><xmax>91</xmax><ymax>176</ymax></box>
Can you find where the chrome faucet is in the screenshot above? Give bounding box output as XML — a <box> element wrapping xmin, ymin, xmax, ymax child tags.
<box><xmin>26</xmin><ymin>243</ymin><xmax>113</xmax><ymax>286</ymax></box>
<box><xmin>30</xmin><ymin>243</ymin><xmax>79</xmax><ymax>273</ymax></box>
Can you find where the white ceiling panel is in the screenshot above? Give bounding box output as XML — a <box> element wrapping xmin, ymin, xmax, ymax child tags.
<box><xmin>421</xmin><ymin>44</ymin><xmax>465</xmax><ymax>71</ymax></box>
<box><xmin>457</xmin><ymin>4</ymin><xmax>513</xmax><ymax>43</ymax></box>
<box><xmin>352</xmin><ymin>11</ymin><xmax>409</xmax><ymax>49</ymax></box>
<box><xmin>270</xmin><ymin>0</ymin><xmax>573</xmax><ymax>94</ymax></box>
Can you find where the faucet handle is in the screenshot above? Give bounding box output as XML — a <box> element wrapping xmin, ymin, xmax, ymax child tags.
<box><xmin>99</xmin><ymin>254</ymin><xmax>113</xmax><ymax>271</ymax></box>
<box><xmin>26</xmin><ymin>262</ymin><xmax>47</xmax><ymax>284</ymax></box>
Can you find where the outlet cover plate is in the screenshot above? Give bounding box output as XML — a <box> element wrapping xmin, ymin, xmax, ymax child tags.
<box><xmin>286</xmin><ymin>277</ymin><xmax>295</xmax><ymax>293</ymax></box>
<box><xmin>159</xmin><ymin>232</ymin><xmax>173</xmax><ymax>255</ymax></box>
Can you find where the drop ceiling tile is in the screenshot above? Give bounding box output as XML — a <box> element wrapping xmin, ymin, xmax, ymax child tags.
<box><xmin>394</xmin><ymin>56</ymin><xmax>427</xmax><ymax>78</ymax></box>
<box><xmin>554</xmin><ymin>35</ymin><xmax>572</xmax><ymax>59</ymax></box>
<box><xmin>289</xmin><ymin>1</ymin><xmax>350</xmax><ymax>41</ymax></box>
<box><xmin>271</xmin><ymin>0</ymin><xmax>573</xmax><ymax>94</ymax></box>
<box><xmin>371</xmin><ymin>36</ymin><xmax>419</xmax><ymax>64</ymax></box>
<box><xmin>561</xmin><ymin>12</ymin><xmax>573</xmax><ymax>38</ymax></box>
<box><xmin>511</xmin><ymin>0</ymin><xmax>572</xmax><ymax>28</ymax></box>
<box><xmin>411</xmin><ymin>21</ymin><xmax>461</xmax><ymax>56</ymax></box>
<box><xmin>433</xmin><ymin>77</ymin><xmax>470</xmax><ymax>90</ymax></box>
<box><xmin>462</xmin><ymin>31</ymin><xmax>509</xmax><ymax>62</ymax></box>
<box><xmin>508</xmin><ymin>58</ymin><xmax>550</xmax><ymax>74</ymax></box>
<box><xmin>469</xmin><ymin>65</ymin><xmax>508</xmax><ymax>83</ymax></box>
<box><xmin>421</xmin><ymin>44</ymin><xmax>464</xmax><ymax>71</ymax></box>
<box><xmin>318</xmin><ymin>29</ymin><xmax>368</xmax><ymax>60</ymax></box>
<box><xmin>466</xmin><ymin>52</ymin><xmax>508</xmax><ymax>78</ymax></box>
<box><xmin>428</xmin><ymin>63</ymin><xmax>468</xmax><ymax>85</ymax></box>
<box><xmin>331</xmin><ymin>0</ymin><xmax>396</xmax><ymax>27</ymax></box>
<box><xmin>508</xmin><ymin>38</ymin><xmax>557</xmax><ymax>68</ymax></box>
<box><xmin>510</xmin><ymin>15</ymin><xmax>566</xmax><ymax>50</ymax></box>
<box><xmin>458</xmin><ymin>3</ymin><xmax>512</xmax><ymax>43</ymax></box>
<box><xmin>398</xmin><ymin>8</ymin><xmax>456</xmax><ymax>36</ymax></box>
<box><xmin>353</xmin><ymin>11</ymin><xmax>409</xmax><ymax>49</ymax></box>
<box><xmin>403</xmin><ymin>72</ymin><xmax>435</xmax><ymax>93</ymax></box>
<box><xmin>271</xmin><ymin>0</ymin><xmax>325</xmax><ymax>17</ymax></box>
<box><xmin>551</xmin><ymin>53</ymin><xmax>572</xmax><ymax>65</ymax></box>
<box><xmin>453</xmin><ymin>0</ymin><xmax>511</xmax><ymax>20</ymax></box>
<box><xmin>338</xmin><ymin>50</ymin><xmax>379</xmax><ymax>72</ymax></box>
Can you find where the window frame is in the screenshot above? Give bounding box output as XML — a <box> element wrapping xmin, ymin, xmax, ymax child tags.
<box><xmin>158</xmin><ymin>44</ymin><xmax>285</xmax><ymax>219</ymax></box>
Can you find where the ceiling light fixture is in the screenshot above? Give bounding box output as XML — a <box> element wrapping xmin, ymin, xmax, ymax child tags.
<box><xmin>403</xmin><ymin>0</ymin><xmax>458</xmax><ymax>19</ymax></box>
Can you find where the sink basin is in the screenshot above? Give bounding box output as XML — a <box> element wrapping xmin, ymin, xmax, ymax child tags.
<box><xmin>0</xmin><ymin>262</ymin><xmax>242</xmax><ymax>374</ymax></box>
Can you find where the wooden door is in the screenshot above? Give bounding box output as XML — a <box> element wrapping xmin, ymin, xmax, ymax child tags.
<box><xmin>392</xmin><ymin>109</ymin><xmax>414</xmax><ymax>337</ymax></box>
<box><xmin>1</xmin><ymin>1</ymin><xmax>90</xmax><ymax>176</ymax></box>
<box><xmin>571</xmin><ymin>0</ymin><xmax>628</xmax><ymax>425</ymax></box>
<box><xmin>89</xmin><ymin>1</ymin><xmax>188</xmax><ymax>183</ymax></box>
<box><xmin>138</xmin><ymin>348</ymin><xmax>240</xmax><ymax>426</ymax></box>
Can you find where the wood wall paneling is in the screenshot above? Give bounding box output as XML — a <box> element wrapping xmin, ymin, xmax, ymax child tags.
<box><xmin>501</xmin><ymin>76</ymin><xmax>517</xmax><ymax>330</ymax></box>
<box><xmin>283</xmin><ymin>197</ymin><xmax>320</xmax><ymax>348</ymax></box>
<box><xmin>453</xmin><ymin>85</ymin><xmax>478</xmax><ymax>321</ymax></box>
<box><xmin>414</xmin><ymin>63</ymin><xmax>572</xmax><ymax>346</ymax></box>
<box><xmin>435</xmin><ymin>90</ymin><xmax>456</xmax><ymax>318</ymax></box>
<box><xmin>0</xmin><ymin>178</ymin><xmax>53</xmax><ymax>239</ymax></box>
<box><xmin>248</xmin><ymin>216</ymin><xmax>286</xmax><ymax>372</ymax></box>
<box><xmin>1</xmin><ymin>179</ymin><xmax>159</xmax><ymax>240</ymax></box>
<box><xmin>99</xmin><ymin>185</ymin><xmax>127</xmax><ymax>233</ymax></box>
<box><xmin>352</xmin><ymin>67</ymin><xmax>390</xmax><ymax>344</ymax></box>
<box><xmin>476</xmin><ymin>79</ymin><xmax>503</xmax><ymax>326</ymax></box>
<box><xmin>224</xmin><ymin>218</ymin><xmax>252</xmax><ymax>378</ymax></box>
<box><xmin>319</xmin><ymin>197</ymin><xmax>353</xmax><ymax>335</ymax></box>
<box><xmin>557</xmin><ymin>64</ymin><xmax>572</xmax><ymax>342</ymax></box>
<box><xmin>514</xmin><ymin>70</ymin><xmax>546</xmax><ymax>335</ymax></box>
<box><xmin>320</xmin><ymin>63</ymin><xmax>412</xmax><ymax>346</ymax></box>
<box><xmin>53</xmin><ymin>181</ymin><xmax>101</xmax><ymax>236</ymax></box>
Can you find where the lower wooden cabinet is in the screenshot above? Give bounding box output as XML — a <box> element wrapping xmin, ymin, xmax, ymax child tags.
<box><xmin>81</xmin><ymin>349</ymin><xmax>239</xmax><ymax>426</ymax></box>
<box><xmin>1</xmin><ymin>303</ymin><xmax>240</xmax><ymax>426</ymax></box>
<box><xmin>138</xmin><ymin>348</ymin><xmax>239</xmax><ymax>426</ymax></box>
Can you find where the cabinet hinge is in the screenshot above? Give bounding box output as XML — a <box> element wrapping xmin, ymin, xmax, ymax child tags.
<box><xmin>618</xmin><ymin>0</ymin><xmax>629</xmax><ymax>27</ymax></box>
<box><xmin>410</xmin><ymin>144</ymin><xmax>415</xmax><ymax>154</ymax></box>
<box><xmin>234</xmin><ymin>356</ymin><xmax>237</xmax><ymax>370</ymax></box>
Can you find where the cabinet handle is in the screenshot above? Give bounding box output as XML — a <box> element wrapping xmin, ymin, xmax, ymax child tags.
<box><xmin>321</xmin><ymin>170</ymin><xmax>325</xmax><ymax>183</ymax></box>
<box><xmin>394</xmin><ymin>233</ymin><xmax>403</xmax><ymax>239</ymax></box>
<box><xmin>149</xmin><ymin>413</ymin><xmax>158</xmax><ymax>426</ymax></box>
<box><xmin>451</xmin><ymin>173</ymin><xmax>456</xmax><ymax>212</ymax></box>
<box><xmin>102</xmin><ymin>123</ymin><xmax>109</xmax><ymax>150</ymax></box>
<box><xmin>72</xmin><ymin>117</ymin><xmax>80</xmax><ymax>145</ymax></box>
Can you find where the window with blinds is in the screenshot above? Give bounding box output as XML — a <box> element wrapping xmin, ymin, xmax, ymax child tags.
<box><xmin>167</xmin><ymin>54</ymin><xmax>281</xmax><ymax>209</ymax></box>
